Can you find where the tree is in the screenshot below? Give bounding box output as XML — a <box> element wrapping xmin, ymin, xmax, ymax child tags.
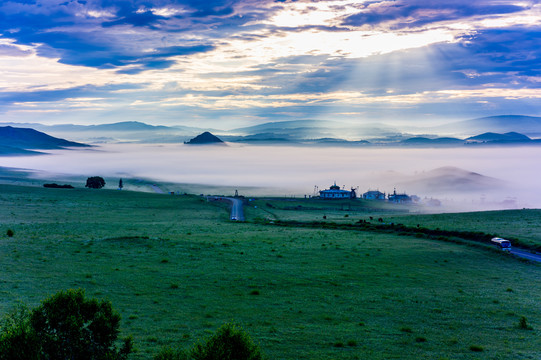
<box><xmin>190</xmin><ymin>323</ymin><xmax>264</xmax><ymax>360</ymax></box>
<box><xmin>0</xmin><ymin>289</ymin><xmax>132</xmax><ymax>360</ymax></box>
<box><xmin>86</xmin><ymin>176</ymin><xmax>106</xmax><ymax>189</ymax></box>
<box><xmin>0</xmin><ymin>306</ymin><xmax>40</xmax><ymax>360</ymax></box>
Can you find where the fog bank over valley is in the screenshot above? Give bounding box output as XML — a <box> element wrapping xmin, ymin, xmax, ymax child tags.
<box><xmin>1</xmin><ymin>143</ymin><xmax>539</xmax><ymax>212</ymax></box>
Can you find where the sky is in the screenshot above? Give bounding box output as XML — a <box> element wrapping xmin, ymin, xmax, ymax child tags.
<box><xmin>0</xmin><ymin>0</ymin><xmax>540</xmax><ymax>129</ymax></box>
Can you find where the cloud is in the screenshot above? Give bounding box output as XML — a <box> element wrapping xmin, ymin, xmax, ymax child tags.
<box><xmin>0</xmin><ymin>0</ymin><xmax>228</xmax><ymax>72</ymax></box>
<box><xmin>0</xmin><ymin>44</ymin><xmax>32</xmax><ymax>57</ymax></box>
<box><xmin>342</xmin><ymin>0</ymin><xmax>529</xmax><ymax>29</ymax></box>
<box><xmin>102</xmin><ymin>8</ymin><xmax>166</xmax><ymax>28</ymax></box>
<box><xmin>0</xmin><ymin>83</ymin><xmax>145</xmax><ymax>106</ymax></box>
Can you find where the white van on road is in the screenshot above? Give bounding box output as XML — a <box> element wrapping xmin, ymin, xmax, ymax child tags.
<box><xmin>491</xmin><ymin>237</ymin><xmax>512</xmax><ymax>252</ymax></box>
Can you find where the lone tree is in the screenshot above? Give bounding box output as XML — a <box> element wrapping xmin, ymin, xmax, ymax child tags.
<box><xmin>0</xmin><ymin>289</ymin><xmax>133</xmax><ymax>360</ymax></box>
<box><xmin>86</xmin><ymin>176</ymin><xmax>106</xmax><ymax>189</ymax></box>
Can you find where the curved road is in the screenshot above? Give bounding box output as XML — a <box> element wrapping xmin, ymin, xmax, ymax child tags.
<box><xmin>511</xmin><ymin>248</ymin><xmax>541</xmax><ymax>263</ymax></box>
<box><xmin>207</xmin><ymin>196</ymin><xmax>244</xmax><ymax>221</ymax></box>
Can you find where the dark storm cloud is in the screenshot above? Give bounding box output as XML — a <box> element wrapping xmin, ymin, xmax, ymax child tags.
<box><xmin>343</xmin><ymin>1</ymin><xmax>528</xmax><ymax>29</ymax></box>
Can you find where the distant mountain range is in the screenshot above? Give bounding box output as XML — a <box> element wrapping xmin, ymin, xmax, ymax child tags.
<box><xmin>0</xmin><ymin>126</ymin><xmax>89</xmax><ymax>155</ymax></box>
<box><xmin>437</xmin><ymin>115</ymin><xmax>541</xmax><ymax>137</ymax></box>
<box><xmin>1</xmin><ymin>114</ymin><xmax>539</xmax><ymax>147</ymax></box>
<box><xmin>397</xmin><ymin>131</ymin><xmax>539</xmax><ymax>147</ymax></box>
<box><xmin>228</xmin><ymin>119</ymin><xmax>400</xmax><ymax>140</ymax></box>
<box><xmin>0</xmin><ymin>121</ymin><xmax>215</xmax><ymax>144</ymax></box>
<box><xmin>465</xmin><ymin>131</ymin><xmax>533</xmax><ymax>143</ymax></box>
<box><xmin>399</xmin><ymin>137</ymin><xmax>465</xmax><ymax>146</ymax></box>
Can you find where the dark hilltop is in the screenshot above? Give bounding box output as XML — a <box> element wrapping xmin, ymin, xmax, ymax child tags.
<box><xmin>184</xmin><ymin>132</ymin><xmax>224</xmax><ymax>145</ymax></box>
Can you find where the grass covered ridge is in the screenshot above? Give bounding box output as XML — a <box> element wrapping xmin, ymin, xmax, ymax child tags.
<box><xmin>0</xmin><ymin>184</ymin><xmax>539</xmax><ymax>359</ymax></box>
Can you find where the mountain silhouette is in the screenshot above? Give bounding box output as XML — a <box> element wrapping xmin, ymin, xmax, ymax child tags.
<box><xmin>185</xmin><ymin>132</ymin><xmax>224</xmax><ymax>144</ymax></box>
<box><xmin>466</xmin><ymin>132</ymin><xmax>531</xmax><ymax>143</ymax></box>
<box><xmin>0</xmin><ymin>126</ymin><xmax>89</xmax><ymax>150</ymax></box>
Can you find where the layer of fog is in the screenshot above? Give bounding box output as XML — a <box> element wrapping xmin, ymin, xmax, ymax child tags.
<box><xmin>1</xmin><ymin>143</ymin><xmax>540</xmax><ymax>212</ymax></box>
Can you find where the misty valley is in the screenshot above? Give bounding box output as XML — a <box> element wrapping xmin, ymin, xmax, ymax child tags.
<box><xmin>1</xmin><ymin>142</ymin><xmax>540</xmax><ymax>212</ymax></box>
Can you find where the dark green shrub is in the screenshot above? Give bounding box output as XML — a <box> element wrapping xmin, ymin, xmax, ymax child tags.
<box><xmin>415</xmin><ymin>336</ymin><xmax>427</xmax><ymax>343</ymax></box>
<box><xmin>190</xmin><ymin>322</ymin><xmax>264</xmax><ymax>360</ymax></box>
<box><xmin>6</xmin><ymin>229</ymin><xmax>14</xmax><ymax>237</ymax></box>
<box><xmin>469</xmin><ymin>345</ymin><xmax>484</xmax><ymax>352</ymax></box>
<box><xmin>518</xmin><ymin>316</ymin><xmax>533</xmax><ymax>330</ymax></box>
<box><xmin>31</xmin><ymin>288</ymin><xmax>132</xmax><ymax>359</ymax></box>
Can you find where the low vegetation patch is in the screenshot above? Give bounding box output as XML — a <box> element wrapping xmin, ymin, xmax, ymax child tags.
<box><xmin>469</xmin><ymin>345</ymin><xmax>484</xmax><ymax>352</ymax></box>
<box><xmin>43</xmin><ymin>183</ymin><xmax>74</xmax><ymax>189</ymax></box>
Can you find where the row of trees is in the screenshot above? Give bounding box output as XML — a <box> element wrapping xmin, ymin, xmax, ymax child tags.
<box><xmin>40</xmin><ymin>177</ymin><xmax>124</xmax><ymax>190</ymax></box>
<box><xmin>0</xmin><ymin>289</ymin><xmax>264</xmax><ymax>360</ymax></box>
<box><xmin>85</xmin><ymin>177</ymin><xmax>124</xmax><ymax>190</ymax></box>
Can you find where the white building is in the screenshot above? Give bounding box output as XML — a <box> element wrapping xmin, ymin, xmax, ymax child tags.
<box><xmin>362</xmin><ymin>190</ymin><xmax>386</xmax><ymax>200</ymax></box>
<box><xmin>319</xmin><ymin>182</ymin><xmax>356</xmax><ymax>199</ymax></box>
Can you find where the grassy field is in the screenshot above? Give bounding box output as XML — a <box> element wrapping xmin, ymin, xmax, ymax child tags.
<box><xmin>383</xmin><ymin>210</ymin><xmax>541</xmax><ymax>250</ymax></box>
<box><xmin>0</xmin><ymin>184</ymin><xmax>539</xmax><ymax>359</ymax></box>
<box><xmin>246</xmin><ymin>197</ymin><xmax>411</xmax><ymax>222</ymax></box>
<box><xmin>246</xmin><ymin>198</ymin><xmax>541</xmax><ymax>250</ymax></box>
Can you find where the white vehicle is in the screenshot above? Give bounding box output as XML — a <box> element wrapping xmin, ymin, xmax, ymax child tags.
<box><xmin>491</xmin><ymin>237</ymin><xmax>512</xmax><ymax>252</ymax></box>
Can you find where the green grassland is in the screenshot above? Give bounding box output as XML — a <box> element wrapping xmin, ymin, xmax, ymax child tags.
<box><xmin>383</xmin><ymin>210</ymin><xmax>541</xmax><ymax>250</ymax></box>
<box><xmin>246</xmin><ymin>198</ymin><xmax>541</xmax><ymax>250</ymax></box>
<box><xmin>246</xmin><ymin>197</ymin><xmax>410</xmax><ymax>222</ymax></box>
<box><xmin>0</xmin><ymin>184</ymin><xmax>539</xmax><ymax>359</ymax></box>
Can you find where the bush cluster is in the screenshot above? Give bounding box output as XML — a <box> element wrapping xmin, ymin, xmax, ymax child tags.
<box><xmin>154</xmin><ymin>322</ymin><xmax>264</xmax><ymax>360</ymax></box>
<box><xmin>0</xmin><ymin>290</ymin><xmax>265</xmax><ymax>360</ymax></box>
<box><xmin>43</xmin><ymin>183</ymin><xmax>74</xmax><ymax>189</ymax></box>
<box><xmin>0</xmin><ymin>289</ymin><xmax>132</xmax><ymax>360</ymax></box>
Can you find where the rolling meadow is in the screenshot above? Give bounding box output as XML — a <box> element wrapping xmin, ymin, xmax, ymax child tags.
<box><xmin>0</xmin><ymin>184</ymin><xmax>539</xmax><ymax>359</ymax></box>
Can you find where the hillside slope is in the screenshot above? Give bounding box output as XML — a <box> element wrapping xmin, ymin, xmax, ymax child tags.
<box><xmin>0</xmin><ymin>126</ymin><xmax>89</xmax><ymax>151</ymax></box>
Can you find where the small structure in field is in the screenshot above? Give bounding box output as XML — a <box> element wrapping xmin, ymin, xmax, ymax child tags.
<box><xmin>319</xmin><ymin>182</ymin><xmax>357</xmax><ymax>199</ymax></box>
